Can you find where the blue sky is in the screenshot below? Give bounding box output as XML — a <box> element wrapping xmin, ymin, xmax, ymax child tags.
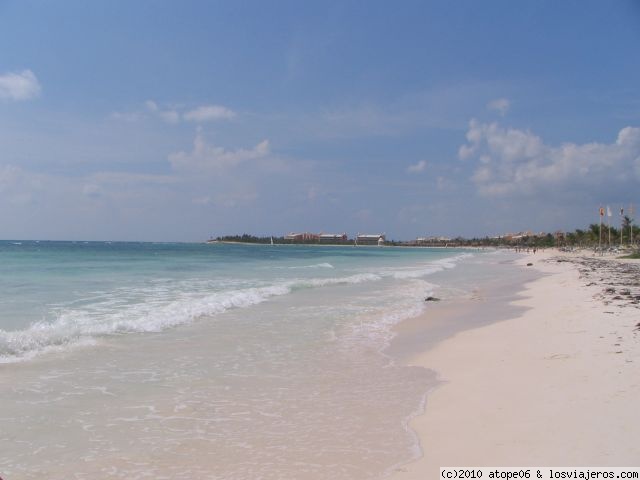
<box><xmin>1</xmin><ymin>0</ymin><xmax>639</xmax><ymax>241</ymax></box>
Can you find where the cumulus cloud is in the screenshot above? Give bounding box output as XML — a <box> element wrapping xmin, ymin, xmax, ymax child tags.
<box><xmin>459</xmin><ymin>119</ymin><xmax>640</xmax><ymax>196</ymax></box>
<box><xmin>487</xmin><ymin>98</ymin><xmax>510</xmax><ymax>116</ymax></box>
<box><xmin>183</xmin><ymin>104</ymin><xmax>236</xmax><ymax>122</ymax></box>
<box><xmin>407</xmin><ymin>160</ymin><xmax>427</xmax><ymax>173</ymax></box>
<box><xmin>0</xmin><ymin>70</ymin><xmax>41</xmax><ymax>101</ymax></box>
<box><xmin>169</xmin><ymin>129</ymin><xmax>270</xmax><ymax>171</ymax></box>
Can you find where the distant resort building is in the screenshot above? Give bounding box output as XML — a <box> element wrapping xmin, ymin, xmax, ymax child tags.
<box><xmin>284</xmin><ymin>232</ymin><xmax>320</xmax><ymax>242</ymax></box>
<box><xmin>281</xmin><ymin>232</ymin><xmax>385</xmax><ymax>245</ymax></box>
<box><xmin>318</xmin><ymin>233</ymin><xmax>348</xmax><ymax>244</ymax></box>
<box><xmin>497</xmin><ymin>231</ymin><xmax>548</xmax><ymax>243</ymax></box>
<box><xmin>416</xmin><ymin>236</ymin><xmax>451</xmax><ymax>245</ymax></box>
<box><xmin>356</xmin><ymin>233</ymin><xmax>385</xmax><ymax>246</ymax></box>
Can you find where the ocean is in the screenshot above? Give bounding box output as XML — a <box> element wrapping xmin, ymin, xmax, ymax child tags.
<box><xmin>0</xmin><ymin>241</ymin><xmax>500</xmax><ymax>479</ymax></box>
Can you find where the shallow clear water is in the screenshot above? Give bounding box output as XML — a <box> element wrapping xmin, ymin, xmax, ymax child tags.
<box><xmin>0</xmin><ymin>241</ymin><xmax>480</xmax><ymax>479</ymax></box>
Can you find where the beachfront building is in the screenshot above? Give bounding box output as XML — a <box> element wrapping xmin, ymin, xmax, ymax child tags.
<box><xmin>284</xmin><ymin>232</ymin><xmax>320</xmax><ymax>242</ymax></box>
<box><xmin>356</xmin><ymin>233</ymin><xmax>385</xmax><ymax>246</ymax></box>
<box><xmin>500</xmin><ymin>231</ymin><xmax>550</xmax><ymax>243</ymax></box>
<box><xmin>318</xmin><ymin>233</ymin><xmax>348</xmax><ymax>244</ymax></box>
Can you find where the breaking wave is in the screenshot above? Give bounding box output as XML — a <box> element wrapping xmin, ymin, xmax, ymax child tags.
<box><xmin>0</xmin><ymin>253</ymin><xmax>471</xmax><ymax>363</ymax></box>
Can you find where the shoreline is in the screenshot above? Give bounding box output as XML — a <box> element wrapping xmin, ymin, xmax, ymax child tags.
<box><xmin>390</xmin><ymin>249</ymin><xmax>640</xmax><ymax>478</ymax></box>
<box><xmin>209</xmin><ymin>240</ymin><xmax>485</xmax><ymax>249</ymax></box>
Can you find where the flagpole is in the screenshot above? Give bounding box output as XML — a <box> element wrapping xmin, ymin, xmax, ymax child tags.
<box><xmin>631</xmin><ymin>204</ymin><xmax>635</xmax><ymax>247</ymax></box>
<box><xmin>620</xmin><ymin>207</ymin><xmax>624</xmax><ymax>247</ymax></box>
<box><xmin>607</xmin><ymin>205</ymin><xmax>612</xmax><ymax>248</ymax></box>
<box><xmin>599</xmin><ymin>206</ymin><xmax>603</xmax><ymax>252</ymax></box>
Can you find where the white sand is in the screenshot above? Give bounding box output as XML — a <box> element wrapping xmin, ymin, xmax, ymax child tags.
<box><xmin>392</xmin><ymin>250</ymin><xmax>640</xmax><ymax>479</ymax></box>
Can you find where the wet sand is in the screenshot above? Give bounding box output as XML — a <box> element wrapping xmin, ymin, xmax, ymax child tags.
<box><xmin>390</xmin><ymin>249</ymin><xmax>640</xmax><ymax>479</ymax></box>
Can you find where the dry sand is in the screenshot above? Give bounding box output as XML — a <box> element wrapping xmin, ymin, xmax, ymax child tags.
<box><xmin>391</xmin><ymin>249</ymin><xmax>640</xmax><ymax>479</ymax></box>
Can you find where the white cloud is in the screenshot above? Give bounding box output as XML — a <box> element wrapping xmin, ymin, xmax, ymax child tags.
<box><xmin>436</xmin><ymin>176</ymin><xmax>454</xmax><ymax>191</ymax></box>
<box><xmin>169</xmin><ymin>129</ymin><xmax>270</xmax><ymax>171</ymax></box>
<box><xmin>109</xmin><ymin>111</ymin><xmax>142</xmax><ymax>122</ymax></box>
<box><xmin>459</xmin><ymin>120</ymin><xmax>640</xmax><ymax>196</ymax></box>
<box><xmin>487</xmin><ymin>98</ymin><xmax>510</xmax><ymax>116</ymax></box>
<box><xmin>116</xmin><ymin>101</ymin><xmax>236</xmax><ymax>124</ymax></box>
<box><xmin>0</xmin><ymin>70</ymin><xmax>41</xmax><ymax>101</ymax></box>
<box><xmin>88</xmin><ymin>172</ymin><xmax>177</xmax><ymax>186</ymax></box>
<box><xmin>407</xmin><ymin>160</ymin><xmax>427</xmax><ymax>173</ymax></box>
<box><xmin>145</xmin><ymin>100</ymin><xmax>159</xmax><ymax>112</ymax></box>
<box><xmin>159</xmin><ymin>110</ymin><xmax>180</xmax><ymax>124</ymax></box>
<box><xmin>183</xmin><ymin>105</ymin><xmax>236</xmax><ymax>122</ymax></box>
<box><xmin>192</xmin><ymin>195</ymin><xmax>211</xmax><ymax>205</ymax></box>
<box><xmin>144</xmin><ymin>100</ymin><xmax>180</xmax><ymax>124</ymax></box>
<box><xmin>192</xmin><ymin>190</ymin><xmax>260</xmax><ymax>208</ymax></box>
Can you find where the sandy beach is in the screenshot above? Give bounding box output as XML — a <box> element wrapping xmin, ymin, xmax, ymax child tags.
<box><xmin>391</xmin><ymin>249</ymin><xmax>640</xmax><ymax>479</ymax></box>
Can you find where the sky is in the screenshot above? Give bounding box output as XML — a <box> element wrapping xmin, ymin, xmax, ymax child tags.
<box><xmin>1</xmin><ymin>0</ymin><xmax>639</xmax><ymax>241</ymax></box>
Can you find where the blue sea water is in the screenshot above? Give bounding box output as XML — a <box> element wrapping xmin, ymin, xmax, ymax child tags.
<box><xmin>0</xmin><ymin>241</ymin><xmax>467</xmax><ymax>362</ymax></box>
<box><xmin>0</xmin><ymin>240</ymin><xmax>481</xmax><ymax>479</ymax></box>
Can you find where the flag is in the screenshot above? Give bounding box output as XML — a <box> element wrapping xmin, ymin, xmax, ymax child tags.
<box><xmin>607</xmin><ymin>206</ymin><xmax>612</xmax><ymax>217</ymax></box>
<box><xmin>599</xmin><ymin>207</ymin><xmax>604</xmax><ymax>217</ymax></box>
<box><xmin>621</xmin><ymin>207</ymin><xmax>624</xmax><ymax>216</ymax></box>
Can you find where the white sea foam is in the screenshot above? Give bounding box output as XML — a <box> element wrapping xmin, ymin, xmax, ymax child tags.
<box><xmin>0</xmin><ymin>244</ymin><xmax>482</xmax><ymax>480</ymax></box>
<box><xmin>343</xmin><ymin>280</ymin><xmax>436</xmax><ymax>351</ymax></box>
<box><xmin>0</xmin><ymin>270</ymin><xmax>388</xmax><ymax>362</ymax></box>
<box><xmin>384</xmin><ymin>252</ymin><xmax>472</xmax><ymax>279</ymax></box>
<box><xmin>0</xmin><ymin>283</ymin><xmax>292</xmax><ymax>362</ymax></box>
<box><xmin>0</xmin><ymin>251</ymin><xmax>472</xmax><ymax>363</ymax></box>
<box><xmin>282</xmin><ymin>262</ymin><xmax>334</xmax><ymax>269</ymax></box>
<box><xmin>292</xmin><ymin>272</ymin><xmax>382</xmax><ymax>288</ymax></box>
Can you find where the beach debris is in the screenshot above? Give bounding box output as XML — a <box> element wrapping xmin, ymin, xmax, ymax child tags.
<box><xmin>553</xmin><ymin>256</ymin><xmax>640</xmax><ymax>317</ymax></box>
<box><xmin>635</xmin><ymin>322</ymin><xmax>640</xmax><ymax>331</ymax></box>
<box><xmin>424</xmin><ymin>296</ymin><xmax>440</xmax><ymax>302</ymax></box>
<box><xmin>526</xmin><ymin>262</ymin><xmax>533</xmax><ymax>266</ymax></box>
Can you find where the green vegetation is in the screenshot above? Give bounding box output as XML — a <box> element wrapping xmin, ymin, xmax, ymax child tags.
<box><xmin>558</xmin><ymin>223</ymin><xmax>640</xmax><ymax>248</ymax></box>
<box><xmin>213</xmin><ymin>234</ymin><xmax>280</xmax><ymax>244</ymax></box>
<box><xmin>212</xmin><ymin>234</ymin><xmax>355</xmax><ymax>245</ymax></box>
<box><xmin>210</xmin><ymin>222</ymin><xmax>640</xmax><ymax>250</ymax></box>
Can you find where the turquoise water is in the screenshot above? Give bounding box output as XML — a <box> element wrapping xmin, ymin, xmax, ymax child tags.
<box><xmin>0</xmin><ymin>241</ymin><xmax>476</xmax><ymax>479</ymax></box>
<box><xmin>0</xmin><ymin>241</ymin><xmax>466</xmax><ymax>362</ymax></box>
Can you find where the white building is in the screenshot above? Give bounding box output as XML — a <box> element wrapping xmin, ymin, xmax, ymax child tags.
<box><xmin>356</xmin><ymin>233</ymin><xmax>385</xmax><ymax>245</ymax></box>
